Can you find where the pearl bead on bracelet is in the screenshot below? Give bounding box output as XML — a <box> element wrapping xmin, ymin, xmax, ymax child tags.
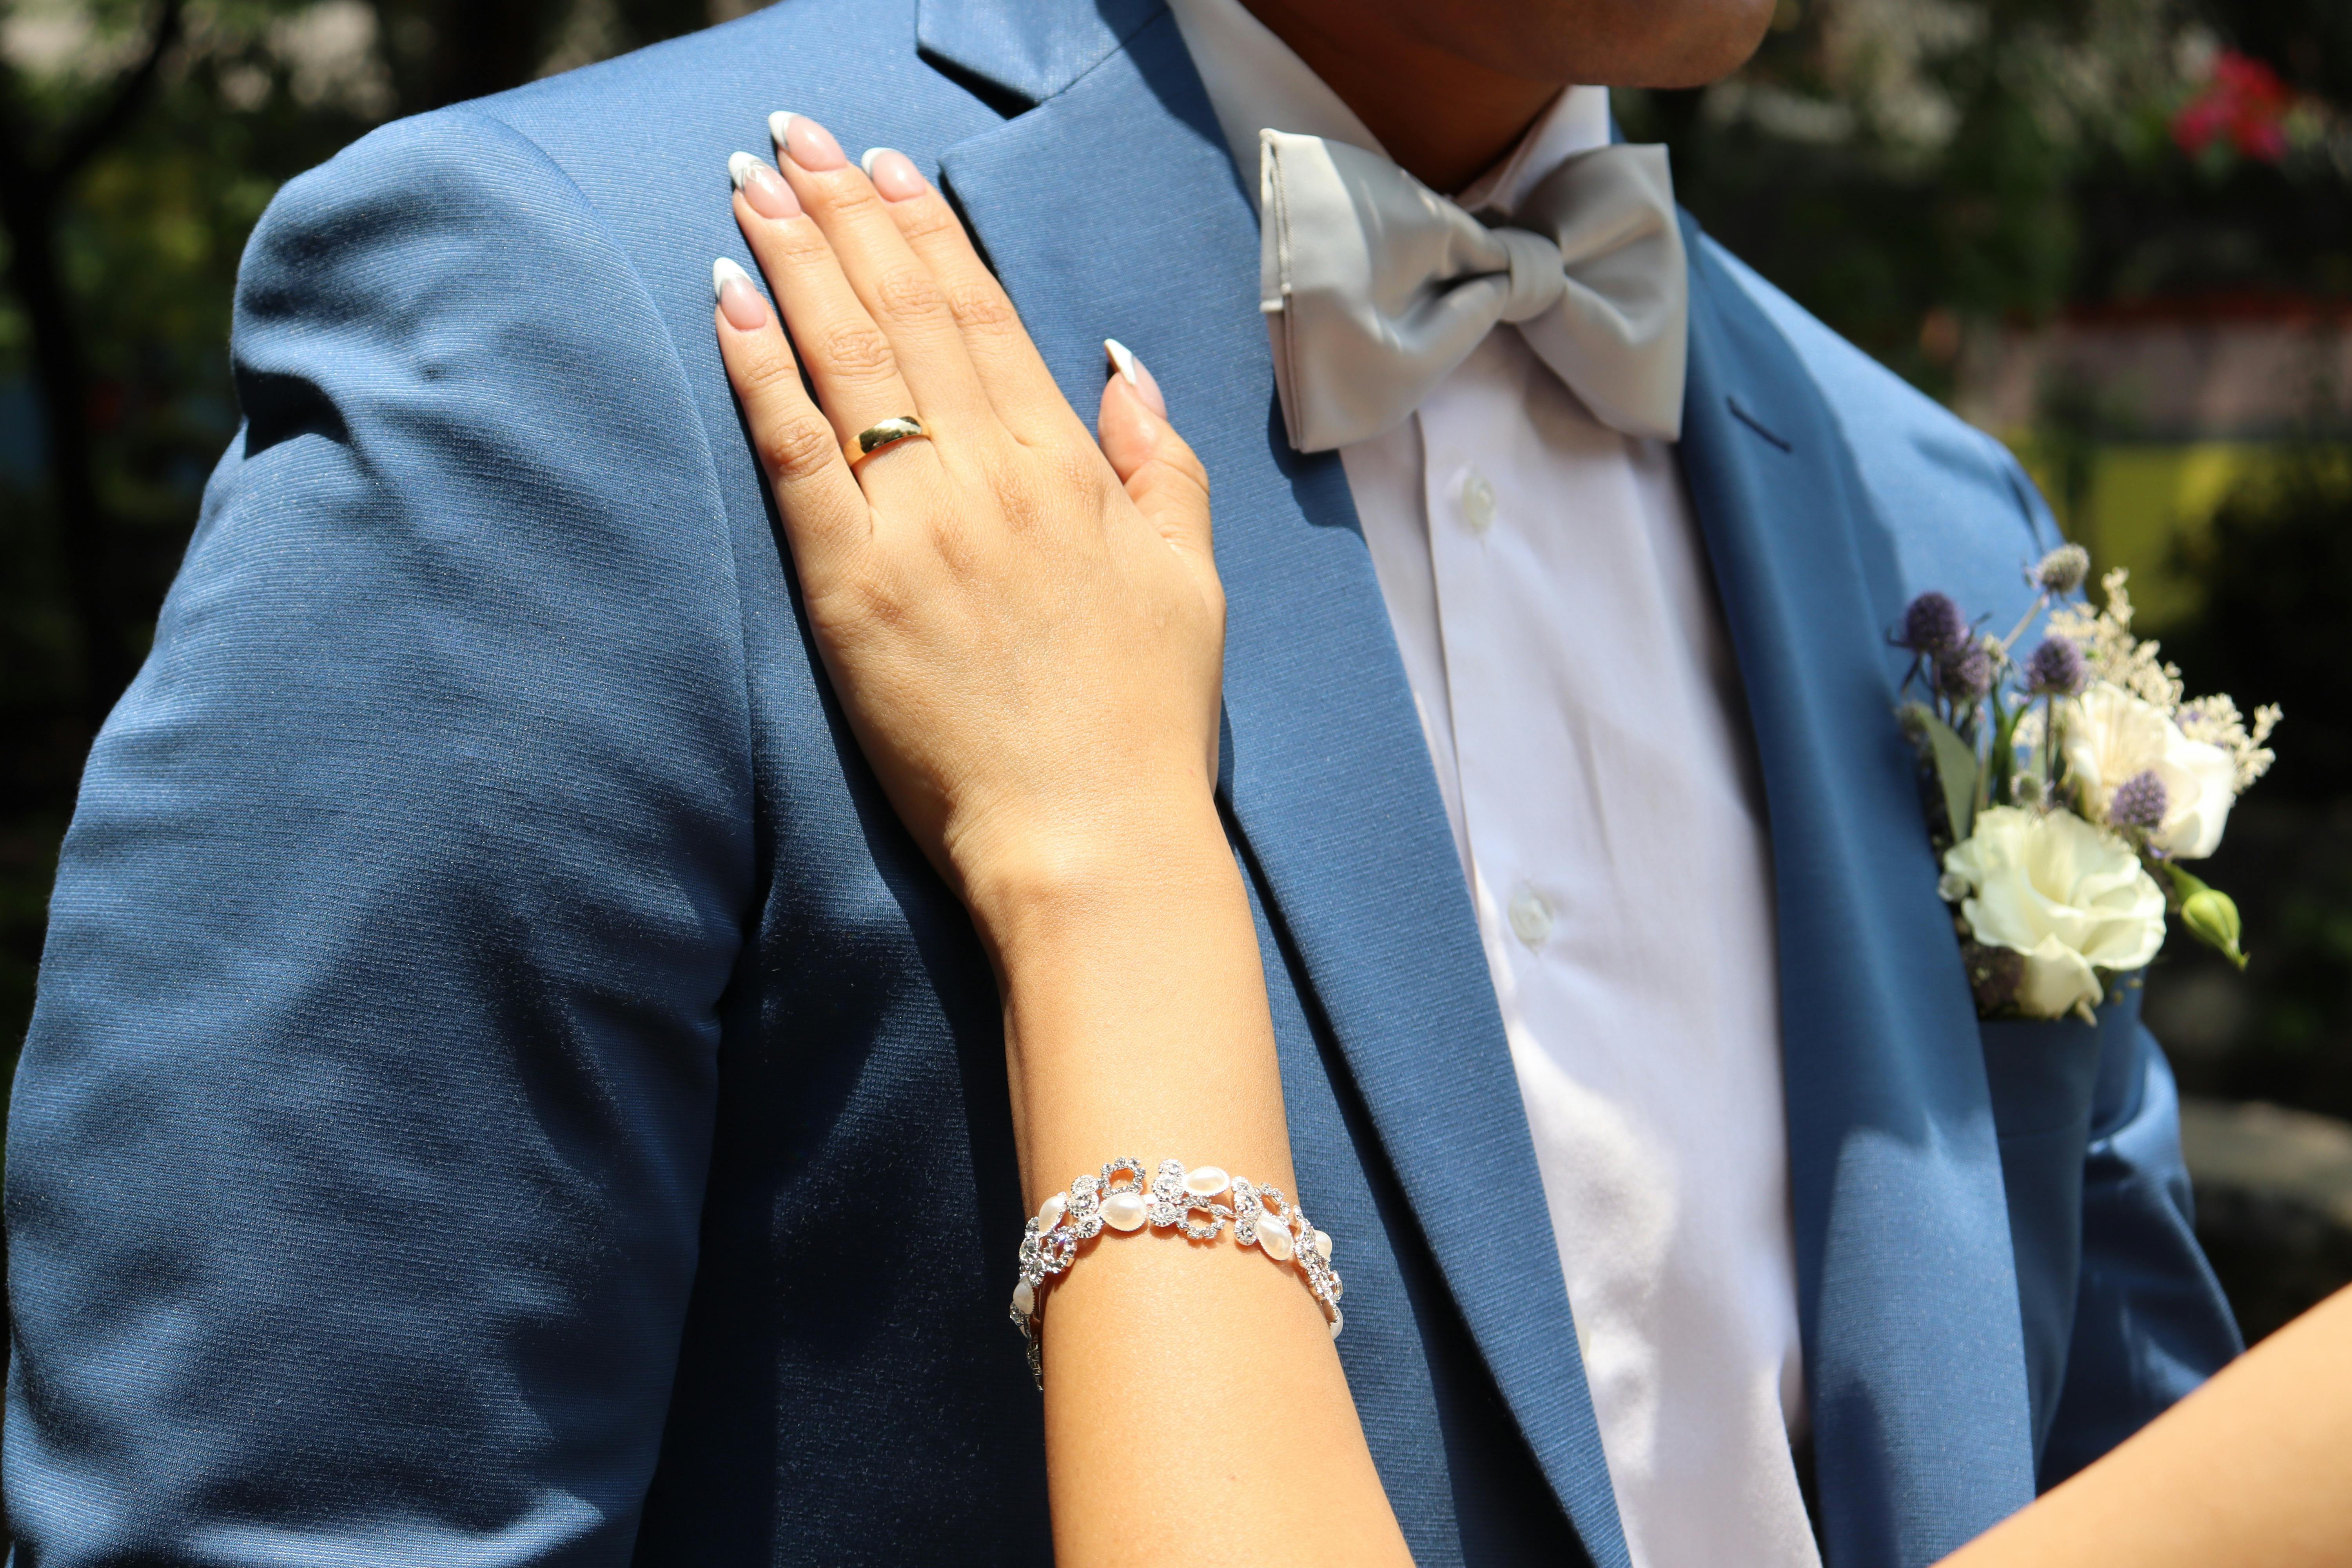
<box><xmin>1010</xmin><ymin>1158</ymin><xmax>1344</xmax><ymax>1388</ymax></box>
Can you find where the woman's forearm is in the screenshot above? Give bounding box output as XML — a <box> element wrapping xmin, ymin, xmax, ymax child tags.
<box><xmin>1940</xmin><ymin>1284</ymin><xmax>2352</xmax><ymax>1568</ymax></box>
<box><xmin>712</xmin><ymin>117</ymin><xmax>1408</xmax><ymax>1562</ymax></box>
<box><xmin>972</xmin><ymin>796</ymin><xmax>1413</xmax><ymax>1566</ymax></box>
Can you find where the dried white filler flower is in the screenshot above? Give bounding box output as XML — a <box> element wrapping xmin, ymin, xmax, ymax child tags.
<box><xmin>2042</xmin><ymin>568</ymin><xmax>2278</xmax><ymax>796</ymax></box>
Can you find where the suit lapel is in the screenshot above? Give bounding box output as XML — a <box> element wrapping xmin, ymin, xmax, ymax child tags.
<box><xmin>1676</xmin><ymin>219</ymin><xmax>2038</xmax><ymax>1564</ymax></box>
<box><xmin>915</xmin><ymin>0</ymin><xmax>1161</xmax><ymax>107</ymax></box>
<box><xmin>929</xmin><ymin>8</ymin><xmax>1626</xmax><ymax>1563</ymax></box>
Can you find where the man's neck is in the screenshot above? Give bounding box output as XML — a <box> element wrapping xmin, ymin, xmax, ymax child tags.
<box><xmin>1240</xmin><ymin>0</ymin><xmax>1564</xmax><ymax>193</ymax></box>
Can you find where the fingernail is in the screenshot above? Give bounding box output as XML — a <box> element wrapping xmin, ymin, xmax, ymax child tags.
<box><xmin>713</xmin><ymin>258</ymin><xmax>768</xmax><ymax>330</ymax></box>
<box><xmin>729</xmin><ymin>152</ymin><xmax>800</xmax><ymax>219</ymax></box>
<box><xmin>862</xmin><ymin>147</ymin><xmax>926</xmax><ymax>201</ymax></box>
<box><xmin>771</xmin><ymin>110</ymin><xmax>846</xmax><ymax>171</ymax></box>
<box><xmin>1104</xmin><ymin>338</ymin><xmax>1167</xmax><ymax>417</ymax></box>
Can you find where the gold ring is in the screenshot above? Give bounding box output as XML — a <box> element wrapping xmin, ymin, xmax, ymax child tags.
<box><xmin>845</xmin><ymin>416</ymin><xmax>929</xmax><ymax>467</ymax></box>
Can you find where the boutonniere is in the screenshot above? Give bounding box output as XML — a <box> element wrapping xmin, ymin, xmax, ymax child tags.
<box><xmin>1894</xmin><ymin>546</ymin><xmax>2282</xmax><ymax>1022</ymax></box>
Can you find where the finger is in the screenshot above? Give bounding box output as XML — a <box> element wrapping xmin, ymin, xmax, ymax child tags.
<box><xmin>866</xmin><ymin>151</ymin><xmax>1092</xmax><ymax>449</ymax></box>
<box><xmin>767</xmin><ymin>116</ymin><xmax>997</xmax><ymax>437</ymax></box>
<box><xmin>1098</xmin><ymin>340</ymin><xmax>1212</xmax><ymax>572</ymax></box>
<box><xmin>710</xmin><ymin>257</ymin><xmax>869</xmax><ymax>583</ymax></box>
<box><xmin>726</xmin><ymin>151</ymin><xmax>941</xmax><ymax>486</ymax></box>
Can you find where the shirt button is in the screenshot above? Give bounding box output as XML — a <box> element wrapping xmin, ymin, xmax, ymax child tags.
<box><xmin>1507</xmin><ymin>883</ymin><xmax>1553</xmax><ymax>947</ymax></box>
<box><xmin>1459</xmin><ymin>469</ymin><xmax>1496</xmax><ymax>535</ymax></box>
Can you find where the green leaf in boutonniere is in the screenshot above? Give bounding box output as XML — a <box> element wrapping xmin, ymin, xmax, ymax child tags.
<box><xmin>1902</xmin><ymin>702</ymin><xmax>1979</xmax><ymax>845</ymax></box>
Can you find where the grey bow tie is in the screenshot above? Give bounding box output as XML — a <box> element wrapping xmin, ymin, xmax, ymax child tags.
<box><xmin>1256</xmin><ymin>130</ymin><xmax>1689</xmax><ymax>454</ymax></box>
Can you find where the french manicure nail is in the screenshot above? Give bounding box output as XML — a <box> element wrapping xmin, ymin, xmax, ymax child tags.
<box><xmin>862</xmin><ymin>147</ymin><xmax>926</xmax><ymax>201</ymax></box>
<box><xmin>713</xmin><ymin>258</ymin><xmax>769</xmax><ymax>330</ymax></box>
<box><xmin>728</xmin><ymin>152</ymin><xmax>800</xmax><ymax>219</ymax></box>
<box><xmin>1104</xmin><ymin>338</ymin><xmax>1167</xmax><ymax>417</ymax></box>
<box><xmin>771</xmin><ymin>110</ymin><xmax>846</xmax><ymax>171</ymax></box>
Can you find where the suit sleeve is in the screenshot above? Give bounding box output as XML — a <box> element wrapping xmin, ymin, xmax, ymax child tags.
<box><xmin>4</xmin><ymin>105</ymin><xmax>753</xmax><ymax>1563</ymax></box>
<box><xmin>2040</xmin><ymin>1018</ymin><xmax>2245</xmax><ymax>1486</ymax></box>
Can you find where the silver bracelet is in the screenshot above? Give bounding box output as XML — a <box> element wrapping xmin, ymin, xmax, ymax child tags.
<box><xmin>1009</xmin><ymin>1158</ymin><xmax>1344</xmax><ymax>1388</ymax></box>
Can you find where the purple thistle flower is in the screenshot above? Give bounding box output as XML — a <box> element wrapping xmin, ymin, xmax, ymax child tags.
<box><xmin>1935</xmin><ymin>639</ymin><xmax>1993</xmax><ymax>704</ymax></box>
<box><xmin>2109</xmin><ymin>770</ymin><xmax>2169</xmax><ymax>832</ymax></box>
<box><xmin>2023</xmin><ymin>636</ymin><xmax>2087</xmax><ymax>697</ymax></box>
<box><xmin>1898</xmin><ymin>591</ymin><xmax>1968</xmax><ymax>653</ymax></box>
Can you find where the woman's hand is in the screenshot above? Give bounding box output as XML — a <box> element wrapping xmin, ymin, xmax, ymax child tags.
<box><xmin>711</xmin><ymin>114</ymin><xmax>1413</xmax><ymax>1568</ymax></box>
<box><xmin>711</xmin><ymin>114</ymin><xmax>1223</xmax><ymax>927</ymax></box>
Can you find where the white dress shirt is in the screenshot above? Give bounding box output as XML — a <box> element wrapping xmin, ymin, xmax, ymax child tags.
<box><xmin>1166</xmin><ymin>5</ymin><xmax>1821</xmax><ymax>1566</ymax></box>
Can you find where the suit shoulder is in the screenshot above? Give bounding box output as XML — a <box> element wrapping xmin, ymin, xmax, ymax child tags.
<box><xmin>266</xmin><ymin>0</ymin><xmax>992</xmax><ymax>250</ymax></box>
<box><xmin>467</xmin><ymin>0</ymin><xmax>998</xmax><ymax>174</ymax></box>
<box><xmin>1694</xmin><ymin>232</ymin><xmax>2064</xmax><ymax>618</ymax></box>
<box><xmin>224</xmin><ymin>97</ymin><xmax>743</xmax><ymax>643</ymax></box>
<box><xmin>479</xmin><ymin>0</ymin><xmax>902</xmax><ymax>113</ymax></box>
<box><xmin>244</xmin><ymin>103</ymin><xmax>592</xmax><ymax>262</ymax></box>
<box><xmin>234</xmin><ymin>104</ymin><xmax>673</xmax><ymax>387</ymax></box>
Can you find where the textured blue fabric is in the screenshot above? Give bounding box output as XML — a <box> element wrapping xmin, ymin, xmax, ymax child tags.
<box><xmin>1982</xmin><ymin>987</ymin><xmax>2245</xmax><ymax>1477</ymax></box>
<box><xmin>2039</xmin><ymin>993</ymin><xmax>2244</xmax><ymax>1488</ymax></box>
<box><xmin>1982</xmin><ymin>1006</ymin><xmax>2113</xmax><ymax>1464</ymax></box>
<box><xmin>8</xmin><ymin>107</ymin><xmax>757</xmax><ymax>1562</ymax></box>
<box><xmin>7</xmin><ymin>0</ymin><xmax>2235</xmax><ymax>1563</ymax></box>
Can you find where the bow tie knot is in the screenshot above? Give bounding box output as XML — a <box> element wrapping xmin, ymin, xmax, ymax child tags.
<box><xmin>1257</xmin><ymin>130</ymin><xmax>1690</xmax><ymax>454</ymax></box>
<box><xmin>1495</xmin><ymin>226</ymin><xmax>1568</xmax><ymax>324</ymax></box>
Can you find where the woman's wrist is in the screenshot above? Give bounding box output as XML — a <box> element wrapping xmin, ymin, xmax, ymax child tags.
<box><xmin>952</xmin><ymin>785</ymin><xmax>1236</xmax><ymax>963</ymax></box>
<box><xmin>955</xmin><ymin>784</ymin><xmax>1289</xmax><ymax>1210</ymax></box>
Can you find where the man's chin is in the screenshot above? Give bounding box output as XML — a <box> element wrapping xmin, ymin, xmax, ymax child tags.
<box><xmin>1386</xmin><ymin>0</ymin><xmax>1777</xmax><ymax>91</ymax></box>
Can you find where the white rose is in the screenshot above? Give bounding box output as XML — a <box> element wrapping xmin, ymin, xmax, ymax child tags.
<box><xmin>2060</xmin><ymin>682</ymin><xmax>2238</xmax><ymax>859</ymax></box>
<box><xmin>1942</xmin><ymin>806</ymin><xmax>2168</xmax><ymax>1019</ymax></box>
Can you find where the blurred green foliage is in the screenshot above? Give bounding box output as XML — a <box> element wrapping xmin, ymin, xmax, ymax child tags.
<box><xmin>1622</xmin><ymin>0</ymin><xmax>2352</xmax><ymax>395</ymax></box>
<box><xmin>2175</xmin><ymin>443</ymin><xmax>2352</xmax><ymax>802</ymax></box>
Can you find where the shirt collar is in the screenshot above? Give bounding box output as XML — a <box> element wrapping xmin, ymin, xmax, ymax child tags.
<box><xmin>1164</xmin><ymin>0</ymin><xmax>1611</xmax><ymax>216</ymax></box>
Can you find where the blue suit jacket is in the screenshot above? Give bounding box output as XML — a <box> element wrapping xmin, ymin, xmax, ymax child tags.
<box><xmin>7</xmin><ymin>1</ymin><xmax>2239</xmax><ymax>1562</ymax></box>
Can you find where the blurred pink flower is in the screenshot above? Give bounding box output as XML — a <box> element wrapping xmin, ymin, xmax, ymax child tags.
<box><xmin>2172</xmin><ymin>51</ymin><xmax>2292</xmax><ymax>162</ymax></box>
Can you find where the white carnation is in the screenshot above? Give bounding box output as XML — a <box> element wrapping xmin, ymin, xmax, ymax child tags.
<box><xmin>2061</xmin><ymin>682</ymin><xmax>2238</xmax><ymax>859</ymax></box>
<box><xmin>1942</xmin><ymin>806</ymin><xmax>2167</xmax><ymax>1019</ymax></box>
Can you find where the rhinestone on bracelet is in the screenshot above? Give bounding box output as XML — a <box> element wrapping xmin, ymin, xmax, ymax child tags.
<box><xmin>1009</xmin><ymin>1158</ymin><xmax>1344</xmax><ymax>1388</ymax></box>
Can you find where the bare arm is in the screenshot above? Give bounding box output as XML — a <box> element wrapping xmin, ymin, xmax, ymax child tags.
<box><xmin>1940</xmin><ymin>1285</ymin><xmax>2352</xmax><ymax>1568</ymax></box>
<box><xmin>711</xmin><ymin>113</ymin><xmax>1412</xmax><ymax>1566</ymax></box>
